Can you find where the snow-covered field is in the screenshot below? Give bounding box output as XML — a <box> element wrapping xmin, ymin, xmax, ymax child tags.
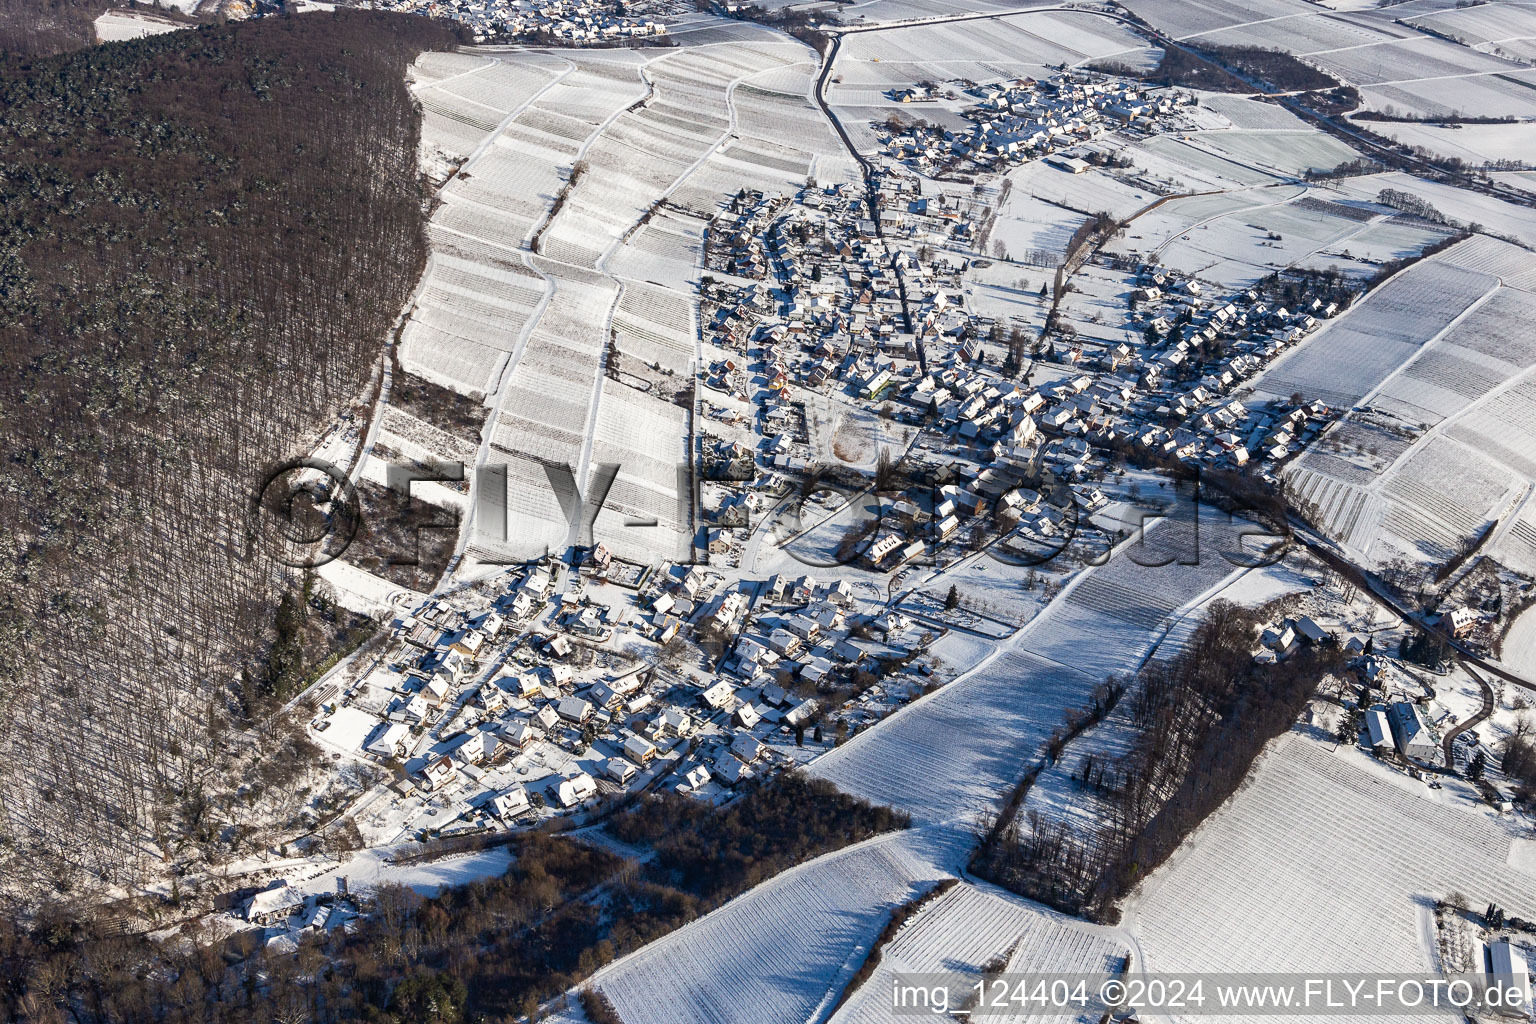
<box><xmin>1371</xmin><ymin>122</ymin><xmax>1536</xmax><ymax>168</ymax></box>
<box><xmin>94</xmin><ymin>9</ymin><xmax>186</xmax><ymax>41</ymax></box>
<box><xmin>1112</xmin><ymin>186</ymin><xmax>1440</xmax><ymax>292</ymax></box>
<box><xmin>1122</xmin><ymin>0</ymin><xmax>1536</xmax><ymax>118</ymax></box>
<box><xmin>1130</xmin><ymin>734</ymin><xmax>1536</xmax><ymax>990</ymax></box>
<box><xmin>1271</xmin><ymin>235</ymin><xmax>1536</xmax><ymax>567</ymax></box>
<box><xmin>813</xmin><ymin>497</ymin><xmax>1252</xmax><ymax>828</ymax></box>
<box><xmin>1024</xmin><ymin>557</ymin><xmax>1315</xmax><ymax>840</ymax></box>
<box><xmin>831</xmin><ymin>881</ymin><xmax>1127</xmax><ymax>1024</ymax></box>
<box><xmin>1251</xmin><ymin>255</ymin><xmax>1498</xmax><ymax>411</ymax></box>
<box><xmin>575</xmin><ymin>830</ymin><xmax>959</xmax><ymax>1024</ymax></box>
<box><xmin>383</xmin><ymin>29</ymin><xmax>854</xmax><ymax>569</ymax></box>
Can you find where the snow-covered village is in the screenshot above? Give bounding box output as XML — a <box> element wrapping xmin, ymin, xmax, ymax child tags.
<box><xmin>6</xmin><ymin>0</ymin><xmax>1536</xmax><ymax>1020</ymax></box>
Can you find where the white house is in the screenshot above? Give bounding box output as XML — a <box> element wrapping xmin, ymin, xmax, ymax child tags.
<box><xmin>1388</xmin><ymin>701</ymin><xmax>1438</xmax><ymax>763</ymax></box>
<box><xmin>1364</xmin><ymin>707</ymin><xmax>1391</xmax><ymax>751</ymax></box>
<box><xmin>657</xmin><ymin>709</ymin><xmax>694</xmax><ymax>737</ymax></box>
<box><xmin>490</xmin><ymin>785</ymin><xmax>531</xmax><ymax>819</ymax></box>
<box><xmin>700</xmin><ymin>680</ymin><xmax>735</xmax><ymax>711</ymax></box>
<box><xmin>419</xmin><ymin>754</ymin><xmax>456</xmax><ymax>791</ymax></box>
<box><xmin>366</xmin><ymin>721</ymin><xmax>411</xmax><ymax>759</ymax></box>
<box><xmin>730</xmin><ymin>732</ymin><xmax>766</xmax><ymax>763</ymax></box>
<box><xmin>623</xmin><ymin>734</ymin><xmax>658</xmax><ymax>765</ymax></box>
<box><xmin>246</xmin><ymin>881</ymin><xmax>306</xmax><ymax>925</ymax></box>
<box><xmin>557</xmin><ymin>696</ymin><xmax>593</xmax><ymax>724</ymax></box>
<box><xmin>556</xmin><ymin>772</ymin><xmax>597</xmax><ymax>807</ymax></box>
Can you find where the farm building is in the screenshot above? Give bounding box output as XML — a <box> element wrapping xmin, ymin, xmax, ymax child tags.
<box><xmin>1364</xmin><ymin>707</ymin><xmax>1391</xmax><ymax>751</ymax></box>
<box><xmin>1486</xmin><ymin>939</ymin><xmax>1530</xmax><ymax>1017</ymax></box>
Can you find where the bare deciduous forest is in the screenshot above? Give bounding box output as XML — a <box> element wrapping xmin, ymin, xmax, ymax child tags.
<box><xmin>0</xmin><ymin>0</ymin><xmax>111</xmax><ymax>55</ymax></box>
<box><xmin>0</xmin><ymin>776</ymin><xmax>906</xmax><ymax>1023</ymax></box>
<box><xmin>0</xmin><ymin>10</ymin><xmax>455</xmax><ymax>903</ymax></box>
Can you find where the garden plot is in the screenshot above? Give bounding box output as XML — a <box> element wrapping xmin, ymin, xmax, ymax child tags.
<box><xmin>836</xmin><ymin>9</ymin><xmax>1156</xmax><ymax>82</ymax></box>
<box><xmin>1310</xmin><ymin>34</ymin><xmax>1516</xmax><ymax>86</ymax></box>
<box><xmin>990</xmin><ymin>190</ymin><xmax>1090</xmax><ymax>264</ymax></box>
<box><xmin>400</xmin><ymin>53</ymin><xmax>648</xmax><ymax>397</ymax></box>
<box><xmin>408</xmin><ymin>51</ymin><xmax>492</xmax><ymax>88</ymax></box>
<box><xmin>1131</xmin><ymin>187</ymin><xmax>1394</xmax><ymax>290</ymax></box>
<box><xmin>812</xmin><ymin>648</ymin><xmax>1104</xmax><ymax>830</ymax></box>
<box><xmin>1292</xmin><ymin>215</ymin><xmax>1457</xmax><ymax>278</ymax></box>
<box><xmin>1448</xmin><ymin>378</ymin><xmax>1536</xmax><ymax>484</ymax></box>
<box><xmin>1114</xmin><ymin>189</ymin><xmax>1269</xmax><ymax>258</ymax></box>
<box><xmin>1194</xmin><ymin>10</ymin><xmax>1407</xmax><ymax>54</ymax></box>
<box><xmin>377</xmin><ymin>407</ymin><xmax>479</xmax><ymax>468</ymax></box>
<box><xmin>1285</xmin><ymin>466</ymin><xmax>1378</xmax><ymax>550</ymax></box>
<box><xmin>1491</xmin><ymin>499</ymin><xmax>1536</xmax><ymax>578</ymax></box>
<box><xmin>1055</xmin><ymin>264</ymin><xmax>1141</xmax><ymax>348</ymax></box>
<box><xmin>1009</xmin><ymin>162</ymin><xmax>1154</xmax><ymax>222</ymax></box>
<box><xmin>1282</xmin><ymin>247</ymin><xmax>1536</xmax><ymax>566</ymax></box>
<box><xmin>477</xmin><ymin>273</ymin><xmax>619</xmax><ymax>562</ymax></box>
<box><xmin>1373</xmin><ymin>285</ymin><xmax>1536</xmax><ymax>428</ymax></box>
<box><xmin>1433</xmin><ymin>231</ymin><xmax>1536</xmax><ymax>291</ymax></box>
<box><xmin>831</xmin><ymin>882</ymin><xmax>1127</xmax><ymax>1024</ymax></box>
<box><xmin>1250</xmin><ymin>257</ymin><xmax>1497</xmax><ymax>410</ymax></box>
<box><xmin>609</xmin><ymin>209</ymin><xmax>705</xmax><ymax>290</ymax></box>
<box><xmin>963</xmin><ymin>260</ymin><xmax>1053</xmax><ymax>326</ymax></box>
<box><xmin>1197</xmin><ymin>93</ymin><xmax>1315</xmax><ymax>131</ymax></box>
<box><xmin>1130</xmin><ymin>734</ymin><xmax>1536</xmax><ymax>984</ymax></box>
<box><xmin>414</xmin><ymin>56</ymin><xmax>567</xmax><ymax>165</ymax></box>
<box><xmin>610</xmin><ymin>282</ymin><xmax>697</xmax><ymax>373</ymax></box>
<box><xmin>838</xmin><ymin>0</ymin><xmax>1053</xmax><ymax>24</ymax></box>
<box><xmin>581</xmin><ymin>830</ymin><xmax>957</xmax><ymax>1024</ymax></box>
<box><xmin>1373</xmin><ymin>434</ymin><xmax>1517</xmax><ymax>564</ymax></box>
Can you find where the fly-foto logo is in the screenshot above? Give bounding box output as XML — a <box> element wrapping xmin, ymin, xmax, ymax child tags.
<box><xmin>251</xmin><ymin>458</ymin><xmax>1288</xmax><ymax>571</ymax></box>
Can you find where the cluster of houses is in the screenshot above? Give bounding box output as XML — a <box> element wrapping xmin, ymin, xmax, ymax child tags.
<box><xmin>308</xmin><ymin>534</ymin><xmax>944</xmax><ymax>846</ymax></box>
<box><xmin>698</xmin><ymin>145</ymin><xmax>1363</xmax><ymax>558</ymax></box>
<box><xmin>365</xmin><ymin>0</ymin><xmax>667</xmax><ymax>43</ymax></box>
<box><xmin>882</xmin><ymin>72</ymin><xmax>1195</xmax><ymax>176</ymax></box>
